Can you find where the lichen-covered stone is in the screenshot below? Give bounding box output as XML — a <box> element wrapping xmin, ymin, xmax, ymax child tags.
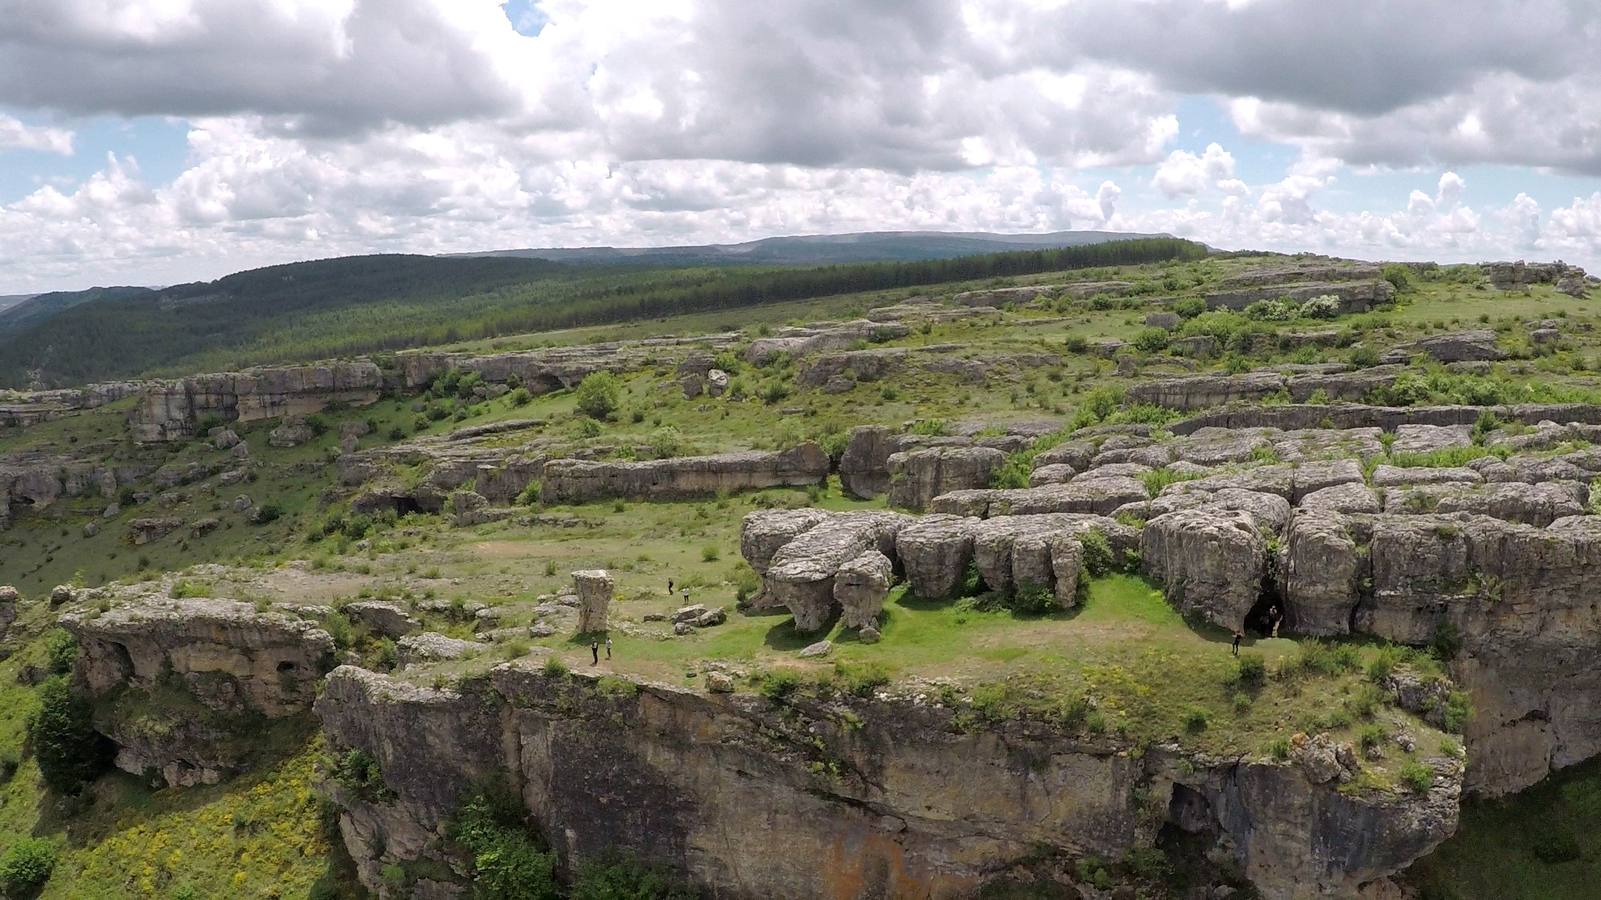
<box><xmin>888</xmin><ymin>446</ymin><xmax>1007</xmax><ymax>510</ymax></box>
<box><xmin>894</xmin><ymin>514</ymin><xmax>980</xmax><ymax>601</ymax></box>
<box><xmin>1141</xmin><ymin>508</ymin><xmax>1269</xmax><ymax>629</ymax></box>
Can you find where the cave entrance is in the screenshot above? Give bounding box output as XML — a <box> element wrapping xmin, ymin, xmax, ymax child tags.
<box><xmin>527</xmin><ymin>374</ymin><xmax>564</xmax><ymax>395</ymax></box>
<box><xmin>1246</xmin><ymin>593</ymin><xmax>1286</xmax><ymax>639</ymax></box>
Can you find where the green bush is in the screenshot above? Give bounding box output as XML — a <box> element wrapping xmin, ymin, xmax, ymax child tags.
<box><xmin>575</xmin><ymin>372</ymin><xmax>623</xmax><ymax>420</ymax></box>
<box><xmin>1400</xmin><ymin>761</ymin><xmax>1434</xmax><ymax>793</ymax></box>
<box><xmin>758</xmin><ymin>670</ymin><xmax>803</xmax><ymax>701</ymax></box>
<box><xmin>1381</xmin><ymin>263</ymin><xmax>1413</xmax><ymax>293</ymax></box>
<box><xmin>1173</xmin><ymin>297</ymin><xmax>1207</xmax><ymax>319</ymax></box>
<box><xmin>28</xmin><ymin>676</ymin><xmax>113</xmax><ymax>795</ymax></box>
<box><xmin>1235</xmin><ymin>653</ymin><xmax>1266</xmax><ymax>687</ymax></box>
<box><xmin>1132</xmin><ymin>327</ymin><xmax>1170</xmax><ymax>353</ymax></box>
<box><xmin>571</xmin><ymin>855</ymin><xmax>699</xmax><ymax>900</ymax></box>
<box><xmin>330</xmin><ymin>749</ymin><xmax>396</xmax><ymax>803</ymax></box>
<box><xmin>1008</xmin><ymin>582</ymin><xmax>1058</xmax><ymax>615</ymax></box>
<box><xmin>42</xmin><ymin>628</ymin><xmax>77</xmax><ymax>675</ymax></box>
<box><xmin>1079</xmin><ymin>529</ymin><xmax>1115</xmax><ymax>577</ymax></box>
<box><xmin>450</xmin><ymin>789</ymin><xmax>560</xmax><ymax>900</ymax></box>
<box><xmin>542</xmin><ymin>656</ymin><xmax>569</xmax><ymax>678</ymax></box>
<box><xmin>0</xmin><ymin>838</ymin><xmax>57</xmax><ymax>897</ymax></box>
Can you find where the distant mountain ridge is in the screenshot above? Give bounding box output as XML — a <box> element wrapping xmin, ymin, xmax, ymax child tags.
<box><xmin>0</xmin><ymin>293</ymin><xmax>38</xmax><ymax>315</ymax></box>
<box><xmin>0</xmin><ymin>286</ymin><xmax>153</xmax><ymax>334</ymax></box>
<box><xmin>453</xmin><ymin>229</ymin><xmax>1175</xmax><ymax>266</ymax></box>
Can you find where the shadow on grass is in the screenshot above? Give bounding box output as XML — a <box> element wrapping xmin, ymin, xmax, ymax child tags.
<box><xmin>763</xmin><ymin>614</ymin><xmax>834</xmax><ymax>651</ymax></box>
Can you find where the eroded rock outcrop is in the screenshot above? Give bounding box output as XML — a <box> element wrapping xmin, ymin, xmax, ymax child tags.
<box><xmin>1141</xmin><ymin>508</ymin><xmax>1269</xmax><ymax>629</ymax></box>
<box><xmin>542</xmin><ymin>443</ymin><xmax>829</xmax><ymax>504</ymax></box>
<box><xmin>573</xmin><ymin>570</ymin><xmax>613</xmax><ymax>633</ymax></box>
<box><xmin>61</xmin><ymin>597</ymin><xmax>336</xmax><ymax>785</ymax></box>
<box><xmin>131</xmin><ymin>360</ymin><xmax>383</xmax><ymax>442</ymax></box>
<box><xmin>888</xmin><ymin>446</ymin><xmax>1006</xmax><ymax>510</ymax></box>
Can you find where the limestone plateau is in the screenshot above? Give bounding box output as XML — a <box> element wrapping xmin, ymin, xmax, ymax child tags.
<box><xmin>3</xmin><ymin>252</ymin><xmax>1601</xmax><ymax>899</ymax></box>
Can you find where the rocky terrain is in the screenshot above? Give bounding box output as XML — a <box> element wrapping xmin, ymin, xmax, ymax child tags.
<box><xmin>2</xmin><ymin>252</ymin><xmax>1599</xmax><ymax>899</ymax></box>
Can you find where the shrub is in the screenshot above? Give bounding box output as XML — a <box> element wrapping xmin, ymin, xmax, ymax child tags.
<box><xmin>450</xmin><ymin>789</ymin><xmax>560</xmax><ymax>900</ymax></box>
<box><xmin>699</xmin><ymin>545</ymin><xmax>720</xmax><ymax>562</ymax></box>
<box><xmin>542</xmin><ymin>657</ymin><xmax>569</xmax><ymax>678</ymax></box>
<box><xmin>1132</xmin><ymin>327</ymin><xmax>1170</xmax><ymax>353</ymax></box>
<box><xmin>1173</xmin><ymin>297</ymin><xmax>1207</xmax><ymax>319</ymax></box>
<box><xmin>1381</xmin><ymin>263</ymin><xmax>1413</xmax><ymax>293</ymax></box>
<box><xmin>42</xmin><ymin>627</ymin><xmax>76</xmax><ymax>675</ymax></box>
<box><xmin>907</xmin><ymin>418</ymin><xmax>949</xmax><ymax>436</ymax></box>
<box><xmin>1235</xmin><ymin>653</ymin><xmax>1266</xmax><ymax>687</ymax></box>
<box><xmin>330</xmin><ymin>749</ymin><xmax>396</xmax><ymax>802</ymax></box>
<box><xmin>0</xmin><ymin>838</ymin><xmax>57</xmax><ymax>897</ymax></box>
<box><xmin>1243</xmin><ymin>297</ymin><xmax>1297</xmax><ymax>321</ymax></box>
<box><xmin>28</xmin><ymin>676</ymin><xmax>113</xmax><ymax>795</ymax></box>
<box><xmin>1183</xmin><ymin>707</ymin><xmax>1209</xmax><ymax>733</ymax></box>
<box><xmin>1399</xmin><ymin>761</ymin><xmax>1434</xmax><ymax>793</ymax></box>
<box><xmin>1079</xmin><ymin>528</ymin><xmax>1115</xmax><ymax>577</ymax></box>
<box><xmin>575</xmin><ymin>372</ymin><xmax>623</xmax><ymax>420</ymax></box>
<box><xmin>1300</xmin><ymin>294</ymin><xmax>1342</xmax><ymax>319</ymax></box>
<box><xmin>572</xmin><ymin>855</ymin><xmax>698</xmax><ymax>900</ymax></box>
<box><xmin>758</xmin><ymin>670</ymin><xmax>803</xmax><ymax>701</ymax></box>
<box><xmin>508</xmin><ymin>387</ymin><xmax>532</xmax><ymax>406</ymax></box>
<box><xmin>1429</xmin><ymin>621</ymin><xmax>1462</xmax><ymax>662</ymax></box>
<box><xmin>253</xmin><ymin>503</ymin><xmax>283</xmax><ymax>525</ymax></box>
<box><xmin>1009</xmin><ymin>582</ymin><xmax>1058</xmax><ymax>615</ymax></box>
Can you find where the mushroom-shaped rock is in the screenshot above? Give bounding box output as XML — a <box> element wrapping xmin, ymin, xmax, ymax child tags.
<box><xmin>739</xmin><ymin>508</ymin><xmax>832</xmax><ymax>575</ymax></box>
<box><xmin>765</xmin><ymin>512</ymin><xmax>907</xmax><ymax>632</ymax></box>
<box><xmin>572</xmin><ymin>570</ymin><xmax>614</xmax><ymax>633</ymax></box>
<box><xmin>895</xmin><ymin>514</ymin><xmax>980</xmax><ymax>601</ymax></box>
<box><xmin>1141</xmin><ymin>507</ymin><xmax>1269</xmax><ymax>629</ymax></box>
<box><xmin>833</xmin><ymin>550</ymin><xmax>893</xmax><ymax>630</ymax></box>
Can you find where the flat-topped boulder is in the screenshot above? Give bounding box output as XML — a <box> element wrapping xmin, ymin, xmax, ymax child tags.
<box><xmin>744</xmin><ymin>320</ymin><xmax>910</xmax><ymax>366</ymax></box>
<box><xmin>888</xmin><ymin>446</ymin><xmax>1007</xmax><ymax>510</ymax></box>
<box><xmin>1381</xmin><ymin>330</ymin><xmax>1504</xmax><ymax>364</ymax></box>
<box><xmin>894</xmin><ymin>514</ymin><xmax>982</xmax><ymax>600</ymax></box>
<box><xmin>739</xmin><ymin>508</ymin><xmax>834</xmax><ymax>575</ymax></box>
<box><xmin>397</xmin><ymin>633</ymin><xmax>487</xmax><ymax>667</ymax></box>
<box><xmin>542</xmin><ymin>443</ymin><xmax>828</xmax><ymax>504</ymax></box>
<box><xmin>1382</xmin><ymin>481</ymin><xmax>1586</xmax><ymax>526</ymax></box>
<box><xmin>346</xmin><ymin>601</ymin><xmax>422</xmax><ymax>639</ymax></box>
<box><xmin>930</xmin><ymin>475</ymin><xmax>1149</xmax><ymax>518</ymax></box>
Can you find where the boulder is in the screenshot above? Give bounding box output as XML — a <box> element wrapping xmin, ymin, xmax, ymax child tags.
<box><xmin>895</xmin><ymin>514</ymin><xmax>980</xmax><ymax>601</ymax></box>
<box><xmin>572</xmin><ymin>570</ymin><xmax>614</xmax><ymax>633</ymax></box>
<box><xmin>128</xmin><ymin>517</ymin><xmax>182</xmax><ymax>545</ymax></box>
<box><xmin>739</xmin><ymin>508</ymin><xmax>833</xmax><ymax>576</ymax></box>
<box><xmin>833</xmin><ymin>550</ymin><xmax>893</xmax><ymax>630</ymax></box>
<box><xmin>888</xmin><ymin>446</ymin><xmax>1007</xmax><ymax>511</ymax></box>
<box><xmin>268</xmin><ymin>417</ymin><xmax>316</xmax><ymax>448</ymax></box>
<box><xmin>1281</xmin><ymin>511</ymin><xmax>1364</xmax><ymax>635</ymax></box>
<box><xmin>799</xmin><ymin>640</ymin><xmax>833</xmax><ymax>658</ymax></box>
<box><xmin>1371</xmin><ymin>465</ymin><xmax>1481</xmax><ymax>487</ymax></box>
<box><xmin>971</xmin><ymin>516</ymin><xmax>1087</xmax><ymax>606</ymax></box>
<box><xmin>50</xmin><ymin>584</ymin><xmax>76</xmax><ymax>607</ymax></box>
<box><xmin>396</xmin><ymin>633</ymin><xmax>486</xmax><ymax>668</ymax></box>
<box><xmin>1298</xmin><ymin>482</ymin><xmax>1381</xmax><ymax>514</ymax></box>
<box><xmin>346</xmin><ymin>601</ymin><xmax>422</xmax><ymax>639</ymax></box>
<box><xmin>1141</xmin><ymin>508</ymin><xmax>1269</xmax><ymax>629</ymax></box>
<box><xmin>1390</xmin><ymin>424</ymin><xmax>1474</xmax><ymax>455</ymax></box>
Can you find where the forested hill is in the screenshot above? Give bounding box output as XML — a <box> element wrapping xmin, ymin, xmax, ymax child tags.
<box><xmin>457</xmin><ymin>229</ymin><xmax>1175</xmax><ymax>265</ymax></box>
<box><xmin>0</xmin><ymin>238</ymin><xmax>1206</xmax><ymax>387</ymax></box>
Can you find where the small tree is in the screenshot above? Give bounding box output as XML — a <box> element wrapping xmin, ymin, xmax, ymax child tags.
<box><xmin>574</xmin><ymin>372</ymin><xmax>622</xmax><ymax>420</ymax></box>
<box><xmin>28</xmin><ymin>677</ymin><xmax>113</xmax><ymax>795</ymax></box>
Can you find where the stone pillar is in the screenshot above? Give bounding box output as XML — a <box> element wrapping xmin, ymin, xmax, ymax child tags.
<box><xmin>572</xmin><ymin>570</ymin><xmax>614</xmax><ymax>633</ymax></box>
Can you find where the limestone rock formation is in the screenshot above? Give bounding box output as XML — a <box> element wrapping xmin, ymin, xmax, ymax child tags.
<box><xmin>396</xmin><ymin>633</ymin><xmax>487</xmax><ymax>668</ymax></box>
<box><xmin>764</xmin><ymin>512</ymin><xmax>908</xmax><ymax>631</ymax></box>
<box><xmin>833</xmin><ymin>550</ymin><xmax>893</xmax><ymax>629</ymax></box>
<box><xmin>315</xmin><ymin>665</ymin><xmax>1461</xmax><ymax>900</ymax></box>
<box><xmin>0</xmin><ymin>585</ymin><xmax>17</xmax><ymax>638</ymax></box>
<box><xmin>61</xmin><ymin>598</ymin><xmax>335</xmax><ymax>785</ymax></box>
<box><xmin>739</xmin><ymin>508</ymin><xmax>834</xmax><ymax>577</ymax></box>
<box><xmin>346</xmin><ymin>601</ymin><xmax>422</xmax><ymax>639</ymax></box>
<box><xmin>895</xmin><ymin>514</ymin><xmax>980</xmax><ymax>600</ymax></box>
<box><xmin>130</xmin><ymin>360</ymin><xmax>383</xmax><ymax>442</ymax></box>
<box><xmin>1141</xmin><ymin>508</ymin><xmax>1269</xmax><ymax>629</ymax></box>
<box><xmin>573</xmin><ymin>570</ymin><xmax>614</xmax><ymax>633</ymax></box>
<box><xmin>887</xmin><ymin>446</ymin><xmax>1006</xmax><ymax>510</ymax></box>
<box><xmin>1380</xmin><ymin>330</ymin><xmax>1504</xmax><ymax>364</ymax></box>
<box><xmin>542</xmin><ymin>443</ymin><xmax>828</xmax><ymax>504</ymax></box>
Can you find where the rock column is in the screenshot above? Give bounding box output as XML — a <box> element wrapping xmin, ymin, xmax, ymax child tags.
<box><xmin>572</xmin><ymin>570</ymin><xmax>614</xmax><ymax>633</ymax></box>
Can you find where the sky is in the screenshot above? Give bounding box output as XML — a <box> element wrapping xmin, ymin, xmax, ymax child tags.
<box><xmin>1</xmin><ymin>0</ymin><xmax>1600</xmax><ymax>294</ymax></box>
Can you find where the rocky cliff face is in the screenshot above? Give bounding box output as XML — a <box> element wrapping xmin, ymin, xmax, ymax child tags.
<box><xmin>316</xmin><ymin>664</ymin><xmax>1460</xmax><ymax>900</ymax></box>
<box><xmin>130</xmin><ymin>361</ymin><xmax>383</xmax><ymax>442</ymax></box>
<box><xmin>61</xmin><ymin>597</ymin><xmax>336</xmax><ymax>785</ymax></box>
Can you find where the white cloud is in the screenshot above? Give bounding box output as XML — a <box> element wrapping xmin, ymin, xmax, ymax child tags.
<box><xmin>1152</xmin><ymin>142</ymin><xmax>1235</xmax><ymax>197</ymax></box>
<box><xmin>0</xmin><ymin>113</ymin><xmax>72</xmax><ymax>154</ymax></box>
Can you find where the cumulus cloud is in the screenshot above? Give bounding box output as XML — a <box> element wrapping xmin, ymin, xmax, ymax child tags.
<box><xmin>0</xmin><ymin>113</ymin><xmax>72</xmax><ymax>154</ymax></box>
<box><xmin>1152</xmin><ymin>143</ymin><xmax>1235</xmax><ymax>197</ymax></box>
